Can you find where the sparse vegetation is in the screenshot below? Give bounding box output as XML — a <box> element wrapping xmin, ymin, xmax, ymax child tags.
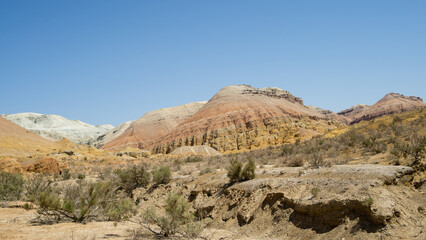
<box><xmin>311</xmin><ymin>187</ymin><xmax>319</xmax><ymax>198</ymax></box>
<box><xmin>152</xmin><ymin>166</ymin><xmax>172</xmax><ymax>185</ymax></box>
<box><xmin>227</xmin><ymin>158</ymin><xmax>256</xmax><ymax>182</ymax></box>
<box><xmin>140</xmin><ymin>192</ymin><xmax>208</xmax><ymax>238</ymax></box>
<box><xmin>199</xmin><ymin>167</ymin><xmax>211</xmax><ymax>175</ymax></box>
<box><xmin>25</xmin><ymin>174</ymin><xmax>52</xmax><ymax>202</ymax></box>
<box><xmin>184</xmin><ymin>156</ymin><xmax>203</xmax><ymax>163</ymax></box>
<box><xmin>363</xmin><ymin>197</ymin><xmax>374</xmax><ymax>207</ymax></box>
<box><xmin>35</xmin><ymin>180</ymin><xmax>136</xmax><ymax>223</ymax></box>
<box><xmin>0</xmin><ymin>172</ymin><xmax>24</xmax><ymax>203</ymax></box>
<box><xmin>115</xmin><ymin>164</ymin><xmax>150</xmax><ymax>196</ymax></box>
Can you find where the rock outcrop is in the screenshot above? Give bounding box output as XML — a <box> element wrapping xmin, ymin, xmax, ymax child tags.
<box><xmin>151</xmin><ymin>85</ymin><xmax>341</xmax><ymax>153</ymax></box>
<box><xmin>171</xmin><ymin>145</ymin><xmax>222</xmax><ymax>156</ymax></box>
<box><xmin>2</xmin><ymin>113</ymin><xmax>114</xmax><ymax>145</ymax></box>
<box><xmin>102</xmin><ymin>102</ymin><xmax>207</xmax><ymax>151</ymax></box>
<box><xmin>0</xmin><ymin>158</ymin><xmax>22</xmax><ymax>173</ymax></box>
<box><xmin>21</xmin><ymin>157</ymin><xmax>60</xmax><ymax>173</ymax></box>
<box><xmin>338</xmin><ymin>93</ymin><xmax>426</xmax><ymax>124</ymax></box>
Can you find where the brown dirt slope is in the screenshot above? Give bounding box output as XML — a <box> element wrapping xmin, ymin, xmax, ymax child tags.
<box><xmin>151</xmin><ymin>85</ymin><xmax>342</xmax><ymax>154</ymax></box>
<box><xmin>102</xmin><ymin>102</ymin><xmax>206</xmax><ymax>151</ymax></box>
<box><xmin>0</xmin><ymin>117</ymin><xmax>56</xmax><ymax>156</ymax></box>
<box><xmin>339</xmin><ymin>93</ymin><xmax>425</xmax><ymax>124</ymax></box>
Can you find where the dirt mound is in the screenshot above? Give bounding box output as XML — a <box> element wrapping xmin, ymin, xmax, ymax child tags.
<box><xmin>171</xmin><ymin>145</ymin><xmax>222</xmax><ymax>156</ymax></box>
<box><xmin>134</xmin><ymin>164</ymin><xmax>424</xmax><ymax>239</ymax></box>
<box><xmin>339</xmin><ymin>93</ymin><xmax>425</xmax><ymax>124</ymax></box>
<box><xmin>152</xmin><ymin>85</ymin><xmax>342</xmax><ymax>153</ymax></box>
<box><xmin>102</xmin><ymin>102</ymin><xmax>206</xmax><ymax>151</ymax></box>
<box><xmin>21</xmin><ymin>157</ymin><xmax>59</xmax><ymax>173</ymax></box>
<box><xmin>0</xmin><ymin>158</ymin><xmax>22</xmax><ymax>173</ymax></box>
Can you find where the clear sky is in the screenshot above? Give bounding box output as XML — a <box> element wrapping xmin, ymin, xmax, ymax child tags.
<box><xmin>1</xmin><ymin>1</ymin><xmax>425</xmax><ymax>126</ymax></box>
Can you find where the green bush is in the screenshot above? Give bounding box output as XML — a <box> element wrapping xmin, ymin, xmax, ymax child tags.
<box><xmin>311</xmin><ymin>187</ymin><xmax>320</xmax><ymax>198</ymax></box>
<box><xmin>77</xmin><ymin>174</ymin><xmax>85</xmax><ymax>180</ymax></box>
<box><xmin>115</xmin><ymin>164</ymin><xmax>150</xmax><ymax>196</ymax></box>
<box><xmin>62</xmin><ymin>169</ymin><xmax>71</xmax><ymax>180</ymax></box>
<box><xmin>0</xmin><ymin>172</ymin><xmax>24</xmax><ymax>202</ymax></box>
<box><xmin>152</xmin><ymin>166</ymin><xmax>171</xmax><ymax>185</ymax></box>
<box><xmin>227</xmin><ymin>159</ymin><xmax>243</xmax><ymax>182</ymax></box>
<box><xmin>142</xmin><ymin>192</ymin><xmax>208</xmax><ymax>238</ymax></box>
<box><xmin>199</xmin><ymin>168</ymin><xmax>211</xmax><ymax>175</ymax></box>
<box><xmin>184</xmin><ymin>156</ymin><xmax>203</xmax><ymax>163</ymax></box>
<box><xmin>227</xmin><ymin>158</ymin><xmax>256</xmax><ymax>183</ymax></box>
<box><xmin>240</xmin><ymin>158</ymin><xmax>256</xmax><ymax>181</ymax></box>
<box><xmin>25</xmin><ymin>174</ymin><xmax>52</xmax><ymax>202</ymax></box>
<box><xmin>35</xmin><ymin>180</ymin><xmax>135</xmax><ymax>223</ymax></box>
<box><xmin>363</xmin><ymin>197</ymin><xmax>374</xmax><ymax>207</ymax></box>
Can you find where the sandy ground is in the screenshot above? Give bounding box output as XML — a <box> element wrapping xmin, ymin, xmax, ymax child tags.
<box><xmin>0</xmin><ymin>208</ymin><xmax>138</xmax><ymax>240</ymax></box>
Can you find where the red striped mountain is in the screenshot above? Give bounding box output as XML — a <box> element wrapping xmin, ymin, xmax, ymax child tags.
<box><xmin>338</xmin><ymin>93</ymin><xmax>425</xmax><ymax>124</ymax></box>
<box><xmin>150</xmin><ymin>85</ymin><xmax>341</xmax><ymax>153</ymax></box>
<box><xmin>102</xmin><ymin>102</ymin><xmax>207</xmax><ymax>151</ymax></box>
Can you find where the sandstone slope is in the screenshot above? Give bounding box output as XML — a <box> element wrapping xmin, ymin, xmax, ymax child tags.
<box><xmin>338</xmin><ymin>93</ymin><xmax>425</xmax><ymax>124</ymax></box>
<box><xmin>2</xmin><ymin>113</ymin><xmax>114</xmax><ymax>145</ymax></box>
<box><xmin>0</xmin><ymin>117</ymin><xmax>57</xmax><ymax>156</ymax></box>
<box><xmin>91</xmin><ymin>120</ymin><xmax>135</xmax><ymax>148</ymax></box>
<box><xmin>102</xmin><ymin>102</ymin><xmax>207</xmax><ymax>151</ymax></box>
<box><xmin>152</xmin><ymin>85</ymin><xmax>341</xmax><ymax>153</ymax></box>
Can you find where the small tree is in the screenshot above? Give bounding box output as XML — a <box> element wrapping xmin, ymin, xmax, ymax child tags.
<box><xmin>115</xmin><ymin>164</ymin><xmax>150</xmax><ymax>196</ymax></box>
<box><xmin>141</xmin><ymin>192</ymin><xmax>208</xmax><ymax>238</ymax></box>
<box><xmin>25</xmin><ymin>174</ymin><xmax>52</xmax><ymax>202</ymax></box>
<box><xmin>152</xmin><ymin>166</ymin><xmax>171</xmax><ymax>185</ymax></box>
<box><xmin>240</xmin><ymin>158</ymin><xmax>256</xmax><ymax>181</ymax></box>
<box><xmin>35</xmin><ymin>181</ymin><xmax>136</xmax><ymax>223</ymax></box>
<box><xmin>0</xmin><ymin>172</ymin><xmax>24</xmax><ymax>203</ymax></box>
<box><xmin>227</xmin><ymin>159</ymin><xmax>243</xmax><ymax>182</ymax></box>
<box><xmin>227</xmin><ymin>158</ymin><xmax>256</xmax><ymax>183</ymax></box>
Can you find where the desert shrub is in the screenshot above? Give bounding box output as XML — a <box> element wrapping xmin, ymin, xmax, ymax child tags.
<box><xmin>227</xmin><ymin>159</ymin><xmax>243</xmax><ymax>182</ymax></box>
<box><xmin>141</xmin><ymin>192</ymin><xmax>208</xmax><ymax>238</ymax></box>
<box><xmin>311</xmin><ymin>187</ymin><xmax>319</xmax><ymax>198</ymax></box>
<box><xmin>280</xmin><ymin>145</ymin><xmax>294</xmax><ymax>157</ymax></box>
<box><xmin>115</xmin><ymin>164</ymin><xmax>150</xmax><ymax>196</ymax></box>
<box><xmin>240</xmin><ymin>158</ymin><xmax>256</xmax><ymax>181</ymax></box>
<box><xmin>25</xmin><ymin>174</ymin><xmax>52</xmax><ymax>202</ymax></box>
<box><xmin>227</xmin><ymin>158</ymin><xmax>256</xmax><ymax>182</ymax></box>
<box><xmin>309</xmin><ymin>153</ymin><xmax>324</xmax><ymax>168</ymax></box>
<box><xmin>286</xmin><ymin>154</ymin><xmax>304</xmax><ymax>167</ymax></box>
<box><xmin>363</xmin><ymin>197</ymin><xmax>374</xmax><ymax>207</ymax></box>
<box><xmin>152</xmin><ymin>166</ymin><xmax>171</xmax><ymax>185</ymax></box>
<box><xmin>199</xmin><ymin>168</ymin><xmax>211</xmax><ymax>175</ymax></box>
<box><xmin>98</xmin><ymin>167</ymin><xmax>114</xmax><ymax>180</ymax></box>
<box><xmin>77</xmin><ymin>174</ymin><xmax>86</xmax><ymax>180</ymax></box>
<box><xmin>62</xmin><ymin>169</ymin><xmax>71</xmax><ymax>180</ymax></box>
<box><xmin>184</xmin><ymin>156</ymin><xmax>203</xmax><ymax>163</ymax></box>
<box><xmin>0</xmin><ymin>172</ymin><xmax>24</xmax><ymax>202</ymax></box>
<box><xmin>35</xmin><ymin>180</ymin><xmax>135</xmax><ymax>223</ymax></box>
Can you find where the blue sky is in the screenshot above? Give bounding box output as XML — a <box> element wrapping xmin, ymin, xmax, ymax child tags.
<box><xmin>1</xmin><ymin>1</ymin><xmax>425</xmax><ymax>126</ymax></box>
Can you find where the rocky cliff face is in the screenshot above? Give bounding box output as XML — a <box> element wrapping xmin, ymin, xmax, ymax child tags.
<box><xmin>2</xmin><ymin>113</ymin><xmax>114</xmax><ymax>145</ymax></box>
<box><xmin>151</xmin><ymin>85</ymin><xmax>342</xmax><ymax>154</ymax></box>
<box><xmin>338</xmin><ymin>93</ymin><xmax>425</xmax><ymax>124</ymax></box>
<box><xmin>102</xmin><ymin>102</ymin><xmax>207</xmax><ymax>151</ymax></box>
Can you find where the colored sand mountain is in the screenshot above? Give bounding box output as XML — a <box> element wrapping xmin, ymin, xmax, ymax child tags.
<box><xmin>151</xmin><ymin>85</ymin><xmax>341</xmax><ymax>153</ymax></box>
<box><xmin>91</xmin><ymin>120</ymin><xmax>135</xmax><ymax>148</ymax></box>
<box><xmin>2</xmin><ymin>113</ymin><xmax>114</xmax><ymax>145</ymax></box>
<box><xmin>102</xmin><ymin>102</ymin><xmax>207</xmax><ymax>151</ymax></box>
<box><xmin>0</xmin><ymin>116</ymin><xmax>56</xmax><ymax>156</ymax></box>
<box><xmin>338</xmin><ymin>93</ymin><xmax>426</xmax><ymax>124</ymax></box>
